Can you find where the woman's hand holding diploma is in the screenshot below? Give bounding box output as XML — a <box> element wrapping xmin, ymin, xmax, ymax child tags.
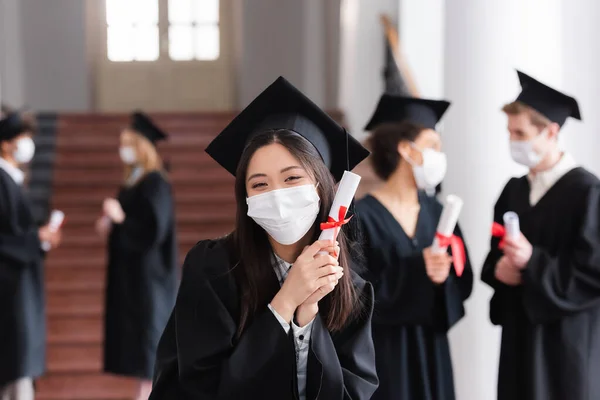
<box><xmin>271</xmin><ymin>240</ymin><xmax>343</xmax><ymax>324</ymax></box>
<box><xmin>423</xmin><ymin>247</ymin><xmax>452</xmax><ymax>284</ymax></box>
<box><xmin>296</xmin><ymin>241</ymin><xmax>342</xmax><ymax>326</ymax></box>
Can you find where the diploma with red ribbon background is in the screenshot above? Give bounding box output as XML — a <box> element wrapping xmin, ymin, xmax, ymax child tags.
<box><xmin>431</xmin><ymin>195</ymin><xmax>465</xmax><ymax>277</ymax></box>
<box><xmin>318</xmin><ymin>171</ymin><xmax>362</xmax><ymax>255</ymax></box>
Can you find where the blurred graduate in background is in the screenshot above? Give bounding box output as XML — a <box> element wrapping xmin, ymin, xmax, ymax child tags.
<box><xmin>482</xmin><ymin>71</ymin><xmax>600</xmax><ymax>400</ymax></box>
<box><xmin>0</xmin><ymin>110</ymin><xmax>62</xmax><ymax>400</ymax></box>
<box><xmin>355</xmin><ymin>96</ymin><xmax>473</xmax><ymax>400</ymax></box>
<box><xmin>96</xmin><ymin>112</ymin><xmax>178</xmax><ymax>400</ymax></box>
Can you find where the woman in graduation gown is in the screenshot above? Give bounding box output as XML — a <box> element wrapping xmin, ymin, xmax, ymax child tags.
<box><xmin>356</xmin><ymin>95</ymin><xmax>473</xmax><ymax>400</ymax></box>
<box><xmin>149</xmin><ymin>77</ymin><xmax>378</xmax><ymax>400</ymax></box>
<box><xmin>0</xmin><ymin>111</ymin><xmax>62</xmax><ymax>399</ymax></box>
<box><xmin>96</xmin><ymin>112</ymin><xmax>178</xmax><ymax>400</ymax></box>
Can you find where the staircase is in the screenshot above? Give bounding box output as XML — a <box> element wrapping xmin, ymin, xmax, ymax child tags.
<box><xmin>37</xmin><ymin>113</ymin><xmax>237</xmax><ymax>399</ymax></box>
<box><xmin>37</xmin><ymin>111</ymin><xmax>365</xmax><ymax>399</ymax></box>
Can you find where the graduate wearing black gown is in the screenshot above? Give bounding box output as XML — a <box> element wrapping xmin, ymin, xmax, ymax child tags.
<box><xmin>482</xmin><ymin>71</ymin><xmax>600</xmax><ymax>400</ymax></box>
<box><xmin>0</xmin><ymin>112</ymin><xmax>62</xmax><ymax>399</ymax></box>
<box><xmin>356</xmin><ymin>96</ymin><xmax>473</xmax><ymax>400</ymax></box>
<box><xmin>150</xmin><ymin>77</ymin><xmax>378</xmax><ymax>400</ymax></box>
<box><xmin>97</xmin><ymin>112</ymin><xmax>178</xmax><ymax>399</ymax></box>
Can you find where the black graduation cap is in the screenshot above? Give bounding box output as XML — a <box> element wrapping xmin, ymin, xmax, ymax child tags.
<box><xmin>364</xmin><ymin>94</ymin><xmax>451</xmax><ymax>131</ymax></box>
<box><xmin>515</xmin><ymin>70</ymin><xmax>581</xmax><ymax>127</ymax></box>
<box><xmin>0</xmin><ymin>112</ymin><xmax>31</xmax><ymax>142</ymax></box>
<box><xmin>205</xmin><ymin>76</ymin><xmax>370</xmax><ymax>182</ymax></box>
<box><xmin>131</xmin><ymin>111</ymin><xmax>168</xmax><ymax>143</ymax></box>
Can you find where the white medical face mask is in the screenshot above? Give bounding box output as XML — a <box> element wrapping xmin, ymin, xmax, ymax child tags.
<box><xmin>406</xmin><ymin>144</ymin><xmax>447</xmax><ymax>194</ymax></box>
<box><xmin>13</xmin><ymin>137</ymin><xmax>35</xmax><ymax>164</ymax></box>
<box><xmin>509</xmin><ymin>129</ymin><xmax>548</xmax><ymax>168</ymax></box>
<box><xmin>247</xmin><ymin>184</ymin><xmax>320</xmax><ymax>245</ymax></box>
<box><xmin>119</xmin><ymin>146</ymin><xmax>137</xmax><ymax>165</ymax></box>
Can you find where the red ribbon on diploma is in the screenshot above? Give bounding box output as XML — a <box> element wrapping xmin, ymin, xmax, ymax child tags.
<box><xmin>435</xmin><ymin>232</ymin><xmax>466</xmax><ymax>277</ymax></box>
<box><xmin>491</xmin><ymin>222</ymin><xmax>506</xmax><ymax>249</ymax></box>
<box><xmin>320</xmin><ymin>205</ymin><xmax>352</xmax><ymax>240</ymax></box>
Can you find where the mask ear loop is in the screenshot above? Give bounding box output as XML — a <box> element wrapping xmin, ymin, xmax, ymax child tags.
<box><xmin>403</xmin><ymin>142</ymin><xmax>421</xmax><ymax>167</ymax></box>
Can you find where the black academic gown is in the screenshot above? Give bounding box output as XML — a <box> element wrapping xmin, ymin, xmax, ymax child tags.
<box><xmin>149</xmin><ymin>237</ymin><xmax>379</xmax><ymax>400</ymax></box>
<box><xmin>482</xmin><ymin>167</ymin><xmax>600</xmax><ymax>400</ymax></box>
<box><xmin>356</xmin><ymin>193</ymin><xmax>473</xmax><ymax>400</ymax></box>
<box><xmin>0</xmin><ymin>169</ymin><xmax>45</xmax><ymax>388</ymax></box>
<box><xmin>103</xmin><ymin>171</ymin><xmax>178</xmax><ymax>379</ymax></box>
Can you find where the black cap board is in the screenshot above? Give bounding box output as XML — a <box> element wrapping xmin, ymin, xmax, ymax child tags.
<box><xmin>515</xmin><ymin>70</ymin><xmax>581</xmax><ymax>127</ymax></box>
<box><xmin>364</xmin><ymin>94</ymin><xmax>451</xmax><ymax>131</ymax></box>
<box><xmin>205</xmin><ymin>76</ymin><xmax>370</xmax><ymax>182</ymax></box>
<box><xmin>0</xmin><ymin>112</ymin><xmax>32</xmax><ymax>142</ymax></box>
<box><xmin>131</xmin><ymin>111</ymin><xmax>168</xmax><ymax>144</ymax></box>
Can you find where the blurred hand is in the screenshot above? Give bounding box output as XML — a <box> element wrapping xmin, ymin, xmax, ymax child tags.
<box><xmin>502</xmin><ymin>233</ymin><xmax>533</xmax><ymax>269</ymax></box>
<box><xmin>103</xmin><ymin>198</ymin><xmax>125</xmax><ymax>224</ymax></box>
<box><xmin>494</xmin><ymin>255</ymin><xmax>522</xmax><ymax>286</ymax></box>
<box><xmin>423</xmin><ymin>247</ymin><xmax>452</xmax><ymax>284</ymax></box>
<box><xmin>39</xmin><ymin>225</ymin><xmax>62</xmax><ymax>250</ymax></box>
<box><xmin>96</xmin><ymin>216</ymin><xmax>112</xmax><ymax>237</ymax></box>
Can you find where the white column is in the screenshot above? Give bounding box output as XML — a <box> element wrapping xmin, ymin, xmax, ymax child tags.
<box><xmin>338</xmin><ymin>0</ymin><xmax>399</xmax><ymax>140</ymax></box>
<box><xmin>562</xmin><ymin>0</ymin><xmax>600</xmax><ymax>174</ymax></box>
<box><xmin>398</xmin><ymin>0</ymin><xmax>445</xmax><ymax>98</ymax></box>
<box><xmin>443</xmin><ymin>1</ymin><xmax>563</xmax><ymax>399</ymax></box>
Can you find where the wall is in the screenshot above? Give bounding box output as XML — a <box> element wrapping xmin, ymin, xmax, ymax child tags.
<box><xmin>236</xmin><ymin>0</ymin><xmax>341</xmax><ymax>109</ymax></box>
<box><xmin>0</xmin><ymin>0</ymin><xmax>341</xmax><ymax>112</ymax></box>
<box><xmin>20</xmin><ymin>0</ymin><xmax>91</xmax><ymax>111</ymax></box>
<box><xmin>0</xmin><ymin>0</ymin><xmax>25</xmax><ymax>107</ymax></box>
<box><xmin>0</xmin><ymin>0</ymin><xmax>90</xmax><ymax>111</ymax></box>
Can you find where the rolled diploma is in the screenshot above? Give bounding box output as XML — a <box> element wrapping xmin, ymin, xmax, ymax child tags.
<box><xmin>431</xmin><ymin>195</ymin><xmax>464</xmax><ymax>254</ymax></box>
<box><xmin>317</xmin><ymin>171</ymin><xmax>362</xmax><ymax>255</ymax></box>
<box><xmin>42</xmin><ymin>210</ymin><xmax>65</xmax><ymax>251</ymax></box>
<box><xmin>503</xmin><ymin>211</ymin><xmax>520</xmax><ymax>239</ymax></box>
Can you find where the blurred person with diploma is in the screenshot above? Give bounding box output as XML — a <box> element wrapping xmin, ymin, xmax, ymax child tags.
<box><xmin>96</xmin><ymin>112</ymin><xmax>178</xmax><ymax>400</ymax></box>
<box><xmin>355</xmin><ymin>96</ymin><xmax>473</xmax><ymax>400</ymax></box>
<box><xmin>482</xmin><ymin>71</ymin><xmax>600</xmax><ymax>400</ymax></box>
<box><xmin>0</xmin><ymin>111</ymin><xmax>61</xmax><ymax>400</ymax></box>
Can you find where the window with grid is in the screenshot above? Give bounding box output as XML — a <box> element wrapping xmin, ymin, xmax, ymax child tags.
<box><xmin>169</xmin><ymin>0</ymin><xmax>220</xmax><ymax>61</ymax></box>
<box><xmin>105</xmin><ymin>0</ymin><xmax>220</xmax><ymax>62</ymax></box>
<box><xmin>106</xmin><ymin>0</ymin><xmax>160</xmax><ymax>62</ymax></box>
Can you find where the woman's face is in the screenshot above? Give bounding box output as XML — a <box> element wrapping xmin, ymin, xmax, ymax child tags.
<box><xmin>246</xmin><ymin>143</ymin><xmax>316</xmax><ymax>197</ymax></box>
<box><xmin>120</xmin><ymin>129</ymin><xmax>137</xmax><ymax>147</ymax></box>
<box><xmin>399</xmin><ymin>128</ymin><xmax>442</xmax><ymax>166</ymax></box>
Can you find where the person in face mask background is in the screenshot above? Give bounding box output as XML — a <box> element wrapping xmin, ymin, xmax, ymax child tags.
<box><xmin>149</xmin><ymin>77</ymin><xmax>378</xmax><ymax>400</ymax></box>
<box><xmin>0</xmin><ymin>111</ymin><xmax>61</xmax><ymax>400</ymax></box>
<box><xmin>482</xmin><ymin>71</ymin><xmax>600</xmax><ymax>400</ymax></box>
<box><xmin>354</xmin><ymin>95</ymin><xmax>473</xmax><ymax>400</ymax></box>
<box><xmin>95</xmin><ymin>111</ymin><xmax>178</xmax><ymax>400</ymax></box>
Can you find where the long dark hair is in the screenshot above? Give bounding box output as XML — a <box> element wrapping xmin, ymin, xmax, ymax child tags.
<box><xmin>232</xmin><ymin>129</ymin><xmax>360</xmax><ymax>335</ymax></box>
